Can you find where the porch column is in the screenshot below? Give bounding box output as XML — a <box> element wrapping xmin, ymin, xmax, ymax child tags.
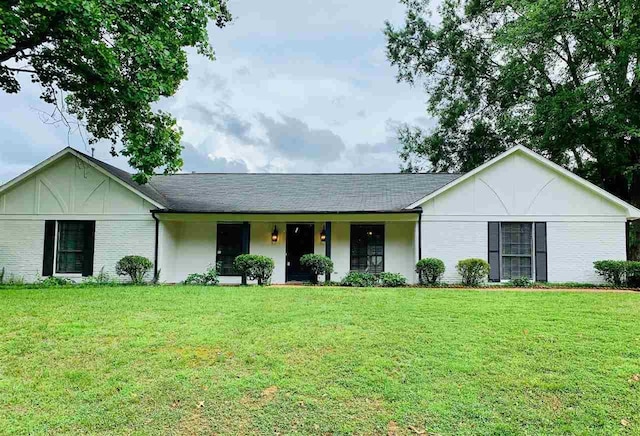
<box><xmin>325</xmin><ymin>221</ymin><xmax>332</xmax><ymax>282</ymax></box>
<box><xmin>241</xmin><ymin>221</ymin><xmax>250</xmax><ymax>285</ymax></box>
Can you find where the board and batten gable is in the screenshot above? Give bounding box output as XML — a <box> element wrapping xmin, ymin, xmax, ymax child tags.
<box><xmin>0</xmin><ymin>152</ymin><xmax>158</xmax><ymax>282</ymax></box>
<box><xmin>416</xmin><ymin>149</ymin><xmax>629</xmax><ymax>283</ymax></box>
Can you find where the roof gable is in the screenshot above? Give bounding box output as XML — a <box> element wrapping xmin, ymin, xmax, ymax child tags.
<box><xmin>0</xmin><ymin>148</ymin><xmax>167</xmax><ymax>209</ymax></box>
<box><xmin>408</xmin><ymin>146</ymin><xmax>640</xmax><ymax>219</ymax></box>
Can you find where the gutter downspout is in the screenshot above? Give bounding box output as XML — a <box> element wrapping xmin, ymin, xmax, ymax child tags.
<box><xmin>152</xmin><ymin>212</ymin><xmax>159</xmax><ymax>280</ymax></box>
<box><xmin>418</xmin><ymin>208</ymin><xmax>423</xmax><ymax>260</ymax></box>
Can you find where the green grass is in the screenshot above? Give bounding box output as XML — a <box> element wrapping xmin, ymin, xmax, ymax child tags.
<box><xmin>1</xmin><ymin>286</ymin><xmax>639</xmax><ymax>435</ymax></box>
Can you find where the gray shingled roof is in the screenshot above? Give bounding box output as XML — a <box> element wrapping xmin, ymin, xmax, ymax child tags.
<box><xmin>148</xmin><ymin>172</ymin><xmax>462</xmax><ymax>213</ymax></box>
<box><xmin>77</xmin><ymin>149</ymin><xmax>462</xmax><ymax>212</ymax></box>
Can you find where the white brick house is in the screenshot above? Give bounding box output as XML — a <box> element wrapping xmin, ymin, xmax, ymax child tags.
<box><xmin>0</xmin><ymin>145</ymin><xmax>638</xmax><ymax>284</ymax></box>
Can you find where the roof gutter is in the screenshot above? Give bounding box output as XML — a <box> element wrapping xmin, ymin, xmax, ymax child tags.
<box><xmin>150</xmin><ymin>209</ymin><xmax>423</xmax><ymax>215</ymax></box>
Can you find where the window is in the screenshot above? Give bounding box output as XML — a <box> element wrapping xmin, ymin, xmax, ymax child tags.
<box><xmin>216</xmin><ymin>224</ymin><xmax>245</xmax><ymax>276</ymax></box>
<box><xmin>500</xmin><ymin>223</ymin><xmax>533</xmax><ymax>280</ymax></box>
<box><xmin>56</xmin><ymin>221</ymin><xmax>91</xmax><ymax>274</ymax></box>
<box><xmin>350</xmin><ymin>224</ymin><xmax>384</xmax><ymax>273</ymax></box>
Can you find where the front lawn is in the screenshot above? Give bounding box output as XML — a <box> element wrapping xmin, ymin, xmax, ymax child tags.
<box><xmin>0</xmin><ymin>286</ymin><xmax>638</xmax><ymax>434</ymax></box>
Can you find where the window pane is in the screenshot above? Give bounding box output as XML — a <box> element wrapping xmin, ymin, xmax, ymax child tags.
<box><xmin>350</xmin><ymin>225</ymin><xmax>384</xmax><ymax>273</ymax></box>
<box><xmin>502</xmin><ymin>256</ymin><xmax>532</xmax><ymax>280</ymax></box>
<box><xmin>56</xmin><ymin>221</ymin><xmax>87</xmax><ymax>274</ymax></box>
<box><xmin>501</xmin><ymin>223</ymin><xmax>533</xmax><ymax>279</ymax></box>
<box><xmin>217</xmin><ymin>224</ymin><xmax>244</xmax><ymax>275</ymax></box>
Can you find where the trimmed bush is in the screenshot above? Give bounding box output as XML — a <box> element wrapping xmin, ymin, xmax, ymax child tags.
<box><xmin>234</xmin><ymin>254</ymin><xmax>275</xmax><ymax>286</ymax></box>
<box><xmin>300</xmin><ymin>254</ymin><xmax>334</xmax><ymax>284</ymax></box>
<box><xmin>508</xmin><ymin>276</ymin><xmax>533</xmax><ymax>288</ymax></box>
<box><xmin>593</xmin><ymin>260</ymin><xmax>628</xmax><ymax>286</ymax></box>
<box><xmin>456</xmin><ymin>258</ymin><xmax>490</xmax><ymax>287</ymax></box>
<box><xmin>416</xmin><ymin>258</ymin><xmax>445</xmax><ymax>285</ymax></box>
<box><xmin>378</xmin><ymin>272</ymin><xmax>407</xmax><ymax>287</ymax></box>
<box><xmin>115</xmin><ymin>255</ymin><xmax>153</xmax><ymax>284</ymax></box>
<box><xmin>627</xmin><ymin>261</ymin><xmax>640</xmax><ymax>288</ymax></box>
<box><xmin>184</xmin><ymin>265</ymin><xmax>220</xmax><ymax>286</ymax></box>
<box><xmin>340</xmin><ymin>271</ymin><xmax>378</xmax><ymax>287</ymax></box>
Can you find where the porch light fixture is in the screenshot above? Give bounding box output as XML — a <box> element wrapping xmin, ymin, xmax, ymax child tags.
<box><xmin>271</xmin><ymin>226</ymin><xmax>279</xmax><ymax>243</ymax></box>
<box><xmin>320</xmin><ymin>226</ymin><xmax>326</xmax><ymax>242</ymax></box>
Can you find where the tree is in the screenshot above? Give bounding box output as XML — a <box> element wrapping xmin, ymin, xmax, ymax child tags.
<box><xmin>386</xmin><ymin>0</ymin><xmax>640</xmax><ymax>258</ymax></box>
<box><xmin>0</xmin><ymin>0</ymin><xmax>231</xmax><ymax>183</ymax></box>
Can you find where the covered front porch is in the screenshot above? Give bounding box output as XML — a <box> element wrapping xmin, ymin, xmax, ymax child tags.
<box><xmin>155</xmin><ymin>212</ymin><xmax>420</xmax><ymax>284</ymax></box>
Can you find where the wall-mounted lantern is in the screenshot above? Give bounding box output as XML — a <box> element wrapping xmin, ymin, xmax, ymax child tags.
<box><xmin>271</xmin><ymin>226</ymin><xmax>279</xmax><ymax>243</ymax></box>
<box><xmin>320</xmin><ymin>226</ymin><xmax>327</xmax><ymax>242</ymax></box>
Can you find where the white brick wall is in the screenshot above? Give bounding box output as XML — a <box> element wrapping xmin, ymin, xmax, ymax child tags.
<box><xmin>93</xmin><ymin>220</ymin><xmax>156</xmax><ymax>279</ymax></box>
<box><xmin>422</xmin><ymin>221</ymin><xmax>487</xmax><ymax>283</ymax></box>
<box><xmin>0</xmin><ymin>220</ymin><xmax>45</xmax><ymax>282</ymax></box>
<box><xmin>547</xmin><ymin>221</ymin><xmax>626</xmax><ymax>283</ymax></box>
<box><xmin>421</xmin><ymin>219</ymin><xmax>627</xmax><ymax>284</ymax></box>
<box><xmin>0</xmin><ymin>219</ymin><xmax>155</xmax><ymax>283</ymax></box>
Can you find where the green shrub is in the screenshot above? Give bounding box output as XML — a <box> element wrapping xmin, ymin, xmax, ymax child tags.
<box><xmin>37</xmin><ymin>276</ymin><xmax>74</xmax><ymax>287</ymax></box>
<box><xmin>593</xmin><ymin>260</ymin><xmax>627</xmax><ymax>286</ymax></box>
<box><xmin>624</xmin><ymin>261</ymin><xmax>640</xmax><ymax>288</ymax></box>
<box><xmin>184</xmin><ymin>265</ymin><xmax>220</xmax><ymax>286</ymax></box>
<box><xmin>340</xmin><ymin>271</ymin><xmax>378</xmax><ymax>287</ymax></box>
<box><xmin>115</xmin><ymin>255</ymin><xmax>153</xmax><ymax>284</ymax></box>
<box><xmin>416</xmin><ymin>258</ymin><xmax>445</xmax><ymax>285</ymax></box>
<box><xmin>378</xmin><ymin>272</ymin><xmax>407</xmax><ymax>287</ymax></box>
<box><xmin>456</xmin><ymin>258</ymin><xmax>490</xmax><ymax>287</ymax></box>
<box><xmin>83</xmin><ymin>267</ymin><xmax>119</xmax><ymax>286</ymax></box>
<box><xmin>300</xmin><ymin>254</ymin><xmax>334</xmax><ymax>284</ymax></box>
<box><xmin>233</xmin><ymin>254</ymin><xmax>275</xmax><ymax>286</ymax></box>
<box><xmin>508</xmin><ymin>276</ymin><xmax>533</xmax><ymax>288</ymax></box>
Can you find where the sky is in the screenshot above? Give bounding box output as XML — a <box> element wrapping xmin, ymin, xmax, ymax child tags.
<box><xmin>0</xmin><ymin>0</ymin><xmax>437</xmax><ymax>183</ymax></box>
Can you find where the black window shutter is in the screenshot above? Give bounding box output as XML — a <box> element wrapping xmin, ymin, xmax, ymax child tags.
<box><xmin>488</xmin><ymin>222</ymin><xmax>500</xmax><ymax>282</ymax></box>
<box><xmin>535</xmin><ymin>222</ymin><xmax>547</xmax><ymax>282</ymax></box>
<box><xmin>82</xmin><ymin>221</ymin><xmax>95</xmax><ymax>277</ymax></box>
<box><xmin>42</xmin><ymin>220</ymin><xmax>56</xmax><ymax>276</ymax></box>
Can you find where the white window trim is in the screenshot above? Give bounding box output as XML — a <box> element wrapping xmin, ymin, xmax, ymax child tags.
<box><xmin>499</xmin><ymin>222</ymin><xmax>536</xmax><ymax>282</ymax></box>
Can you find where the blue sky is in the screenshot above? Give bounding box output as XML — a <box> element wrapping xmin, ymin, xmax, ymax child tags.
<box><xmin>0</xmin><ymin>0</ymin><xmax>436</xmax><ymax>183</ymax></box>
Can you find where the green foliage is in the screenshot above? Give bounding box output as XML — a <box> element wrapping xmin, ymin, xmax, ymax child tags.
<box><xmin>0</xmin><ymin>0</ymin><xmax>231</xmax><ymax>183</ymax></box>
<box><xmin>508</xmin><ymin>276</ymin><xmax>533</xmax><ymax>288</ymax></box>
<box><xmin>115</xmin><ymin>255</ymin><xmax>153</xmax><ymax>284</ymax></box>
<box><xmin>627</xmin><ymin>261</ymin><xmax>640</xmax><ymax>288</ymax></box>
<box><xmin>594</xmin><ymin>260</ymin><xmax>640</xmax><ymax>287</ymax></box>
<box><xmin>386</xmin><ymin>0</ymin><xmax>640</xmax><ymax>215</ymax></box>
<box><xmin>593</xmin><ymin>260</ymin><xmax>627</xmax><ymax>286</ymax></box>
<box><xmin>378</xmin><ymin>272</ymin><xmax>408</xmax><ymax>287</ymax></box>
<box><xmin>83</xmin><ymin>267</ymin><xmax>119</xmax><ymax>286</ymax></box>
<box><xmin>299</xmin><ymin>254</ymin><xmax>334</xmax><ymax>284</ymax></box>
<box><xmin>456</xmin><ymin>258</ymin><xmax>490</xmax><ymax>287</ymax></box>
<box><xmin>37</xmin><ymin>276</ymin><xmax>74</xmax><ymax>287</ymax></box>
<box><xmin>416</xmin><ymin>258</ymin><xmax>445</xmax><ymax>285</ymax></box>
<box><xmin>340</xmin><ymin>271</ymin><xmax>379</xmax><ymax>287</ymax></box>
<box><xmin>184</xmin><ymin>265</ymin><xmax>220</xmax><ymax>286</ymax></box>
<box><xmin>233</xmin><ymin>254</ymin><xmax>275</xmax><ymax>286</ymax></box>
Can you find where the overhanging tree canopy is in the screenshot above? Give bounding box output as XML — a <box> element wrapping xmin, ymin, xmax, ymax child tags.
<box><xmin>0</xmin><ymin>0</ymin><xmax>231</xmax><ymax>183</ymax></box>
<box><xmin>385</xmin><ymin>0</ymin><xmax>640</xmax><ymax>207</ymax></box>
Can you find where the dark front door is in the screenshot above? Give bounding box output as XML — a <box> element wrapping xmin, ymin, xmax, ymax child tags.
<box><xmin>286</xmin><ymin>224</ymin><xmax>314</xmax><ymax>282</ymax></box>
